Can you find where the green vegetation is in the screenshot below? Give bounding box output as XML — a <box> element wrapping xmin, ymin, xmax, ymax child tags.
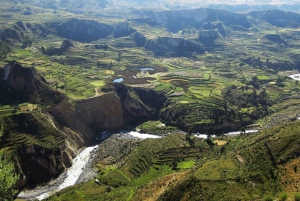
<box><xmin>1</xmin><ymin>1</ymin><xmax>300</xmax><ymax>200</ymax></box>
<box><xmin>47</xmin><ymin>120</ymin><xmax>300</xmax><ymax>199</ymax></box>
<box><xmin>278</xmin><ymin>192</ymin><xmax>288</xmax><ymax>201</ymax></box>
<box><xmin>0</xmin><ymin>143</ymin><xmax>19</xmax><ymax>201</ymax></box>
<box><xmin>46</xmin><ymin>134</ymin><xmax>219</xmax><ymax>200</ymax></box>
<box><xmin>136</xmin><ymin>121</ymin><xmax>179</xmax><ymax>135</ymax></box>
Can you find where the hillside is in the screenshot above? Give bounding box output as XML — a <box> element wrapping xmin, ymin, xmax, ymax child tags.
<box><xmin>45</xmin><ymin>120</ymin><xmax>300</xmax><ymax>201</ymax></box>
<box><xmin>0</xmin><ymin>1</ymin><xmax>300</xmax><ymax>200</ymax></box>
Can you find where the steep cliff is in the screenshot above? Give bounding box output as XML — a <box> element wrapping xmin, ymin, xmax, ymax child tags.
<box><xmin>147</xmin><ymin>8</ymin><xmax>251</xmax><ymax>33</ymax></box>
<box><xmin>145</xmin><ymin>37</ymin><xmax>205</xmax><ymax>57</ymax></box>
<box><xmin>53</xmin><ymin>18</ymin><xmax>113</xmax><ymax>42</ymax></box>
<box><xmin>198</xmin><ymin>30</ymin><xmax>223</xmax><ymax>46</ymax></box>
<box><xmin>0</xmin><ymin>61</ymin><xmax>66</xmax><ymax>105</ymax></box>
<box><xmin>113</xmin><ymin>83</ymin><xmax>168</xmax><ymax>125</ymax></box>
<box><xmin>249</xmin><ymin>10</ymin><xmax>300</xmax><ymax>28</ymax></box>
<box><xmin>113</xmin><ymin>22</ymin><xmax>136</xmax><ymax>38</ymax></box>
<box><xmin>0</xmin><ymin>62</ymin><xmax>91</xmax><ymax>188</ymax></box>
<box><xmin>0</xmin><ymin>112</ymin><xmax>74</xmax><ymax>188</ymax></box>
<box><xmin>75</xmin><ymin>93</ymin><xmax>125</xmax><ymax>131</ymax></box>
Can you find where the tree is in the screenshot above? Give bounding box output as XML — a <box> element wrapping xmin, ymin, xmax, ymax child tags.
<box><xmin>0</xmin><ymin>124</ymin><xmax>19</xmax><ymax>201</ymax></box>
<box><xmin>251</xmin><ymin>76</ymin><xmax>260</xmax><ymax>89</ymax></box>
<box><xmin>117</xmin><ymin>52</ymin><xmax>122</xmax><ymax>62</ymax></box>
<box><xmin>206</xmin><ymin>126</ymin><xmax>214</xmax><ymax>138</ymax></box>
<box><xmin>186</xmin><ymin>125</ymin><xmax>195</xmax><ymax>146</ymax></box>
<box><xmin>0</xmin><ymin>124</ymin><xmax>3</xmax><ymax>139</ymax></box>
<box><xmin>276</xmin><ymin>76</ymin><xmax>285</xmax><ymax>87</ymax></box>
<box><xmin>22</xmin><ymin>35</ymin><xmax>32</xmax><ymax>48</ymax></box>
<box><xmin>0</xmin><ymin>150</ymin><xmax>19</xmax><ymax>201</ymax></box>
<box><xmin>240</xmin><ymin>127</ymin><xmax>246</xmax><ymax>135</ymax></box>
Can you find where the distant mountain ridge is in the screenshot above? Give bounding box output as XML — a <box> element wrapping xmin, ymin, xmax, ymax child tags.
<box><xmin>3</xmin><ymin>0</ymin><xmax>300</xmax><ymax>12</ymax></box>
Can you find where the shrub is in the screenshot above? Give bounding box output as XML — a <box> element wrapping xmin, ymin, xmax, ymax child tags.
<box><xmin>278</xmin><ymin>192</ymin><xmax>288</xmax><ymax>201</ymax></box>
<box><xmin>264</xmin><ymin>195</ymin><xmax>273</xmax><ymax>201</ymax></box>
<box><xmin>295</xmin><ymin>193</ymin><xmax>300</xmax><ymax>201</ymax></box>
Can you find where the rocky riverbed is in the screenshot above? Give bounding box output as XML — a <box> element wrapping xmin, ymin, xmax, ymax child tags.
<box><xmin>16</xmin><ymin>131</ymin><xmax>162</xmax><ymax>200</ymax></box>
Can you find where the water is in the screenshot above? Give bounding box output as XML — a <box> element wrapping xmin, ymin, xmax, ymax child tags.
<box><xmin>127</xmin><ymin>131</ymin><xmax>162</xmax><ymax>139</ymax></box>
<box><xmin>26</xmin><ymin>128</ymin><xmax>258</xmax><ymax>200</ymax></box>
<box><xmin>140</xmin><ymin>68</ymin><xmax>154</xmax><ymax>71</ymax></box>
<box><xmin>113</xmin><ymin>78</ymin><xmax>124</xmax><ymax>83</ymax></box>
<box><xmin>36</xmin><ymin>145</ymin><xmax>99</xmax><ymax>200</ymax></box>
<box><xmin>194</xmin><ymin>129</ymin><xmax>259</xmax><ymax>138</ymax></box>
<box><xmin>194</xmin><ymin>134</ymin><xmax>216</xmax><ymax>139</ymax></box>
<box><xmin>31</xmin><ymin>131</ymin><xmax>162</xmax><ymax>200</ymax></box>
<box><xmin>225</xmin><ymin>129</ymin><xmax>259</xmax><ymax>136</ymax></box>
<box><xmin>289</xmin><ymin>74</ymin><xmax>300</xmax><ymax>81</ymax></box>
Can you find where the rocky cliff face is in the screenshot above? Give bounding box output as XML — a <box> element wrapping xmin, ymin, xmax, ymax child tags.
<box><xmin>0</xmin><ymin>61</ymin><xmax>66</xmax><ymax>105</ymax></box>
<box><xmin>134</xmin><ymin>31</ymin><xmax>146</xmax><ymax>47</ymax></box>
<box><xmin>113</xmin><ymin>83</ymin><xmax>168</xmax><ymax>125</ymax></box>
<box><xmin>201</xmin><ymin>21</ymin><xmax>226</xmax><ymax>36</ymax></box>
<box><xmin>198</xmin><ymin>30</ymin><xmax>222</xmax><ymax>46</ymax></box>
<box><xmin>16</xmin><ymin>144</ymin><xmax>66</xmax><ymax>188</ymax></box>
<box><xmin>53</xmin><ymin>18</ymin><xmax>113</xmax><ymax>42</ymax></box>
<box><xmin>0</xmin><ymin>112</ymin><xmax>74</xmax><ymax>188</ymax></box>
<box><xmin>145</xmin><ymin>37</ymin><xmax>205</xmax><ymax>57</ymax></box>
<box><xmin>249</xmin><ymin>10</ymin><xmax>300</xmax><ymax>28</ymax></box>
<box><xmin>148</xmin><ymin>8</ymin><xmax>251</xmax><ymax>33</ymax></box>
<box><xmin>0</xmin><ymin>28</ymin><xmax>22</xmax><ymax>44</ymax></box>
<box><xmin>75</xmin><ymin>93</ymin><xmax>125</xmax><ymax>131</ymax></box>
<box><xmin>113</xmin><ymin>22</ymin><xmax>136</xmax><ymax>38</ymax></box>
<box><xmin>0</xmin><ymin>62</ymin><xmax>169</xmax><ymax>189</ymax></box>
<box><xmin>264</xmin><ymin>34</ymin><xmax>286</xmax><ymax>44</ymax></box>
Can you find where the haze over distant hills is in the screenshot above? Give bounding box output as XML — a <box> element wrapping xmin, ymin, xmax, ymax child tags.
<box><xmin>4</xmin><ymin>0</ymin><xmax>300</xmax><ymax>12</ymax></box>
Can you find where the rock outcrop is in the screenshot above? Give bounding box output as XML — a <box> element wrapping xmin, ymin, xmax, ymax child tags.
<box><xmin>60</xmin><ymin>39</ymin><xmax>74</xmax><ymax>52</ymax></box>
<box><xmin>148</xmin><ymin>8</ymin><xmax>251</xmax><ymax>33</ymax></box>
<box><xmin>0</xmin><ymin>112</ymin><xmax>74</xmax><ymax>188</ymax></box>
<box><xmin>264</xmin><ymin>34</ymin><xmax>286</xmax><ymax>44</ymax></box>
<box><xmin>54</xmin><ymin>18</ymin><xmax>113</xmax><ymax>42</ymax></box>
<box><xmin>0</xmin><ymin>61</ymin><xmax>66</xmax><ymax>105</ymax></box>
<box><xmin>0</xmin><ymin>62</ymin><xmax>167</xmax><ymax>189</ymax></box>
<box><xmin>75</xmin><ymin>93</ymin><xmax>125</xmax><ymax>131</ymax></box>
<box><xmin>202</xmin><ymin>21</ymin><xmax>226</xmax><ymax>36</ymax></box>
<box><xmin>113</xmin><ymin>22</ymin><xmax>136</xmax><ymax>38</ymax></box>
<box><xmin>249</xmin><ymin>10</ymin><xmax>300</xmax><ymax>28</ymax></box>
<box><xmin>42</xmin><ymin>39</ymin><xmax>74</xmax><ymax>55</ymax></box>
<box><xmin>145</xmin><ymin>37</ymin><xmax>205</xmax><ymax>57</ymax></box>
<box><xmin>113</xmin><ymin>83</ymin><xmax>168</xmax><ymax>125</ymax></box>
<box><xmin>198</xmin><ymin>30</ymin><xmax>223</xmax><ymax>46</ymax></box>
<box><xmin>133</xmin><ymin>32</ymin><xmax>146</xmax><ymax>47</ymax></box>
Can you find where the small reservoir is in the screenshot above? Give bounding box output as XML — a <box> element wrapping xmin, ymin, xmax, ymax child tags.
<box><xmin>113</xmin><ymin>78</ymin><xmax>124</xmax><ymax>83</ymax></box>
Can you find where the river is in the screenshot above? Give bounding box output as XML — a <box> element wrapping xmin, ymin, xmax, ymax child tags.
<box><xmin>36</xmin><ymin>145</ymin><xmax>99</xmax><ymax>200</ymax></box>
<box><xmin>17</xmin><ymin>129</ymin><xmax>257</xmax><ymax>200</ymax></box>
<box><xmin>194</xmin><ymin>129</ymin><xmax>259</xmax><ymax>139</ymax></box>
<box><xmin>17</xmin><ymin>131</ymin><xmax>162</xmax><ymax>200</ymax></box>
<box><xmin>289</xmin><ymin>73</ymin><xmax>300</xmax><ymax>81</ymax></box>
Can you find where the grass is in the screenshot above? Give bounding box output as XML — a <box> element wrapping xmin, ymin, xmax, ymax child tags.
<box><xmin>136</xmin><ymin>121</ymin><xmax>179</xmax><ymax>135</ymax></box>
<box><xmin>3</xmin><ymin>4</ymin><xmax>300</xmax><ymax>200</ymax></box>
<box><xmin>177</xmin><ymin>160</ymin><xmax>195</xmax><ymax>169</ymax></box>
<box><xmin>214</xmin><ymin>139</ymin><xmax>228</xmax><ymax>146</ymax></box>
<box><xmin>44</xmin><ymin>120</ymin><xmax>300</xmax><ymax>201</ymax></box>
<box><xmin>194</xmin><ymin>156</ymin><xmax>240</xmax><ymax>181</ymax></box>
<box><xmin>47</xmin><ymin>134</ymin><xmax>218</xmax><ymax>200</ymax></box>
<box><xmin>97</xmin><ymin>170</ymin><xmax>131</xmax><ymax>186</ymax></box>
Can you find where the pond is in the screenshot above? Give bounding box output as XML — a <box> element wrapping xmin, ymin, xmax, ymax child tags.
<box><xmin>140</xmin><ymin>68</ymin><xmax>154</xmax><ymax>71</ymax></box>
<box><xmin>113</xmin><ymin>78</ymin><xmax>124</xmax><ymax>83</ymax></box>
